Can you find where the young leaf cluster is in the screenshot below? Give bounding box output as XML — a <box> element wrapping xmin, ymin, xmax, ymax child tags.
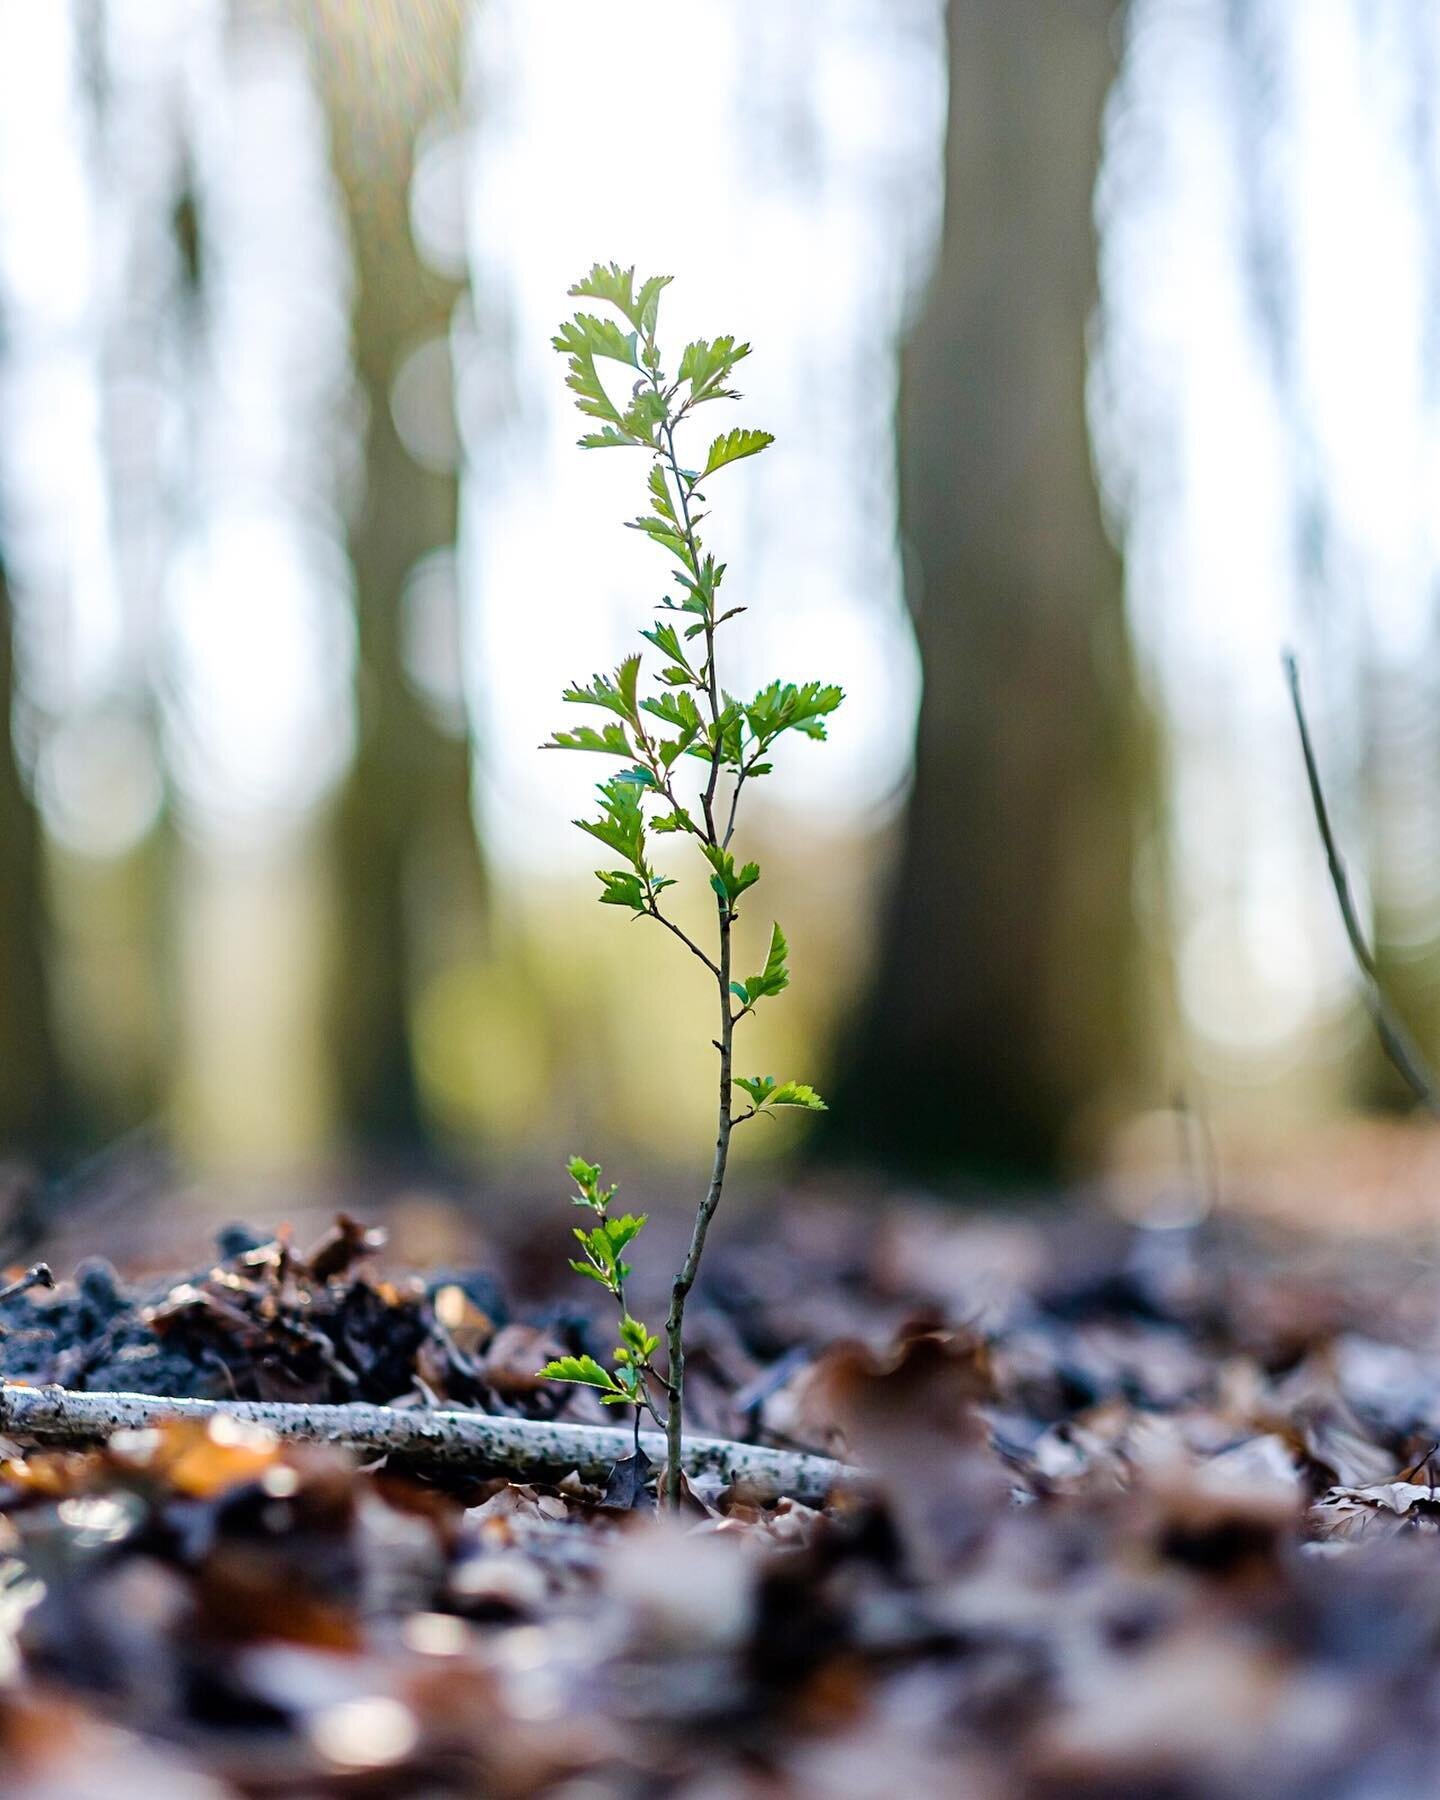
<box><xmin>538</xmin><ymin>1156</ymin><xmax>663</xmax><ymax>1422</ymax></box>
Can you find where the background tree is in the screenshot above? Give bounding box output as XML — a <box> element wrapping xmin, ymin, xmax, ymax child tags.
<box><xmin>300</xmin><ymin>0</ymin><xmax>484</xmax><ymax>1153</ymax></box>
<box><xmin>0</xmin><ymin>544</ymin><xmax>66</xmax><ymax>1157</ymax></box>
<box><xmin>827</xmin><ymin>0</ymin><xmax>1148</xmax><ymax>1179</ymax></box>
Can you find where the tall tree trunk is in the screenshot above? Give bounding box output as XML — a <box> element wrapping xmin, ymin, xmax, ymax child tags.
<box><xmin>827</xmin><ymin>0</ymin><xmax>1144</xmax><ymax>1179</ymax></box>
<box><xmin>300</xmin><ymin>1</ymin><xmax>483</xmax><ymax>1152</ymax></box>
<box><xmin>0</xmin><ymin>552</ymin><xmax>66</xmax><ymax>1156</ymax></box>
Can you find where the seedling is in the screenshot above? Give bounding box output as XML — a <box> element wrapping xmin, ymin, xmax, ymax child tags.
<box><xmin>540</xmin><ymin>264</ymin><xmax>839</xmax><ymax>1508</ymax></box>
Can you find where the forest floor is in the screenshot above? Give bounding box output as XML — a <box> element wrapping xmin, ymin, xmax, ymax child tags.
<box><xmin>0</xmin><ymin>1190</ymin><xmax>1438</xmax><ymax>1796</ymax></box>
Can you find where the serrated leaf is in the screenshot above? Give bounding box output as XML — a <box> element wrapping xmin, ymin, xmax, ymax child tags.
<box><xmin>701</xmin><ymin>427</ymin><xmax>775</xmax><ymax>479</ymax></box>
<box><xmin>604</xmin><ymin>1213</ymin><xmax>648</xmax><ymax>1254</ymax></box>
<box><xmin>566</xmin><ymin>1155</ymin><xmax>619</xmax><ymax>1212</ymax></box>
<box><xmin>641</xmin><ymin>620</ymin><xmax>691</xmax><ymax>671</ymax></box>
<box><xmin>545</xmin><ymin>722</ymin><xmax>632</xmax><ymax>756</ymax></box>
<box><xmin>578</xmin><ymin>426</ymin><xmax>640</xmax><ymax>450</ymax></box>
<box><xmin>612</xmin><ymin>764</ymin><xmax>659</xmax><ymax>789</ymax></box>
<box><xmin>737</xmin><ymin>921</ymin><xmax>789</xmax><ymax>1009</ymax></box>
<box><xmin>732</xmin><ymin>1075</ymin><xmax>827</xmax><ymax>1113</ymax></box>
<box><xmin>621</xmin><ymin>388</ymin><xmax>668</xmax><ymax>446</ymax></box>
<box><xmin>648</xmin><ymin>463</ymin><xmax>678</xmax><ymax>526</ymax></box>
<box><xmin>745</xmin><ymin>680</ymin><xmax>845</xmax><ymax>749</ymax></box>
<box><xmin>767</xmin><ymin>1081</ymin><xmax>826</xmax><ymax>1110</ymax></box>
<box><xmin>558</xmin><ymin>312</ymin><xmax>638</xmax><ymax>367</ymax></box>
<box><xmin>573</xmin><ymin>1225</ymin><xmax>617</xmax><ymax>1269</ymax></box>
<box><xmin>626</xmin><ymin>514</ymin><xmax>694</xmax><ymax>568</ymax></box>
<box><xmin>563</xmin><ymin>655</ymin><xmax>643</xmax><ymax>724</ymax></box>
<box><xmin>702</xmin><ymin>844</ymin><xmax>760</xmax><ymax>909</ymax></box>
<box><xmin>539</xmin><ymin>1353</ymin><xmax>622</xmax><ymax>1392</ymax></box>
<box><xmin>568</xmin><ymin>261</ymin><xmax>639</xmax><ymax>316</ymax></box>
<box><xmin>594</xmin><ymin>870</ymin><xmax>647</xmax><ymax>911</ymax></box>
<box><xmin>576</xmin><ymin>775</ymin><xmax>645</xmax><ymax>865</ymax></box>
<box><xmin>618</xmin><ymin>1314</ymin><xmax>660</xmax><ymax>1360</ymax></box>
<box><xmin>636</xmin><ymin>274</ymin><xmax>670</xmax><ymax>335</ymax></box>
<box><xmin>640</xmin><ymin>690</ymin><xmax>703</xmax><ymax>735</ymax></box>
<box><xmin>553</xmin><ymin>314</ymin><xmax>640</xmax><ymax>429</ymax></box>
<box><xmin>568</xmin><ymin>264</ymin><xmax>673</xmax><ymax>337</ymax></box>
<box><xmin>651</xmin><ymin>806</ymin><xmax>696</xmax><ymax>834</ymax></box>
<box><xmin>678</xmin><ymin>334</ymin><xmax>752</xmax><ymax>405</ymax></box>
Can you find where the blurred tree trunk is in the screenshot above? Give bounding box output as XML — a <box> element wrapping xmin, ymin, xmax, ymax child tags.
<box><xmin>0</xmin><ymin>551</ymin><xmax>66</xmax><ymax>1155</ymax></box>
<box><xmin>827</xmin><ymin>0</ymin><xmax>1144</xmax><ymax>1179</ymax></box>
<box><xmin>301</xmin><ymin>1</ymin><xmax>483</xmax><ymax>1153</ymax></box>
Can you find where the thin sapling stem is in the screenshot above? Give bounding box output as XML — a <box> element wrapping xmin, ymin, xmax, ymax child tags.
<box><xmin>539</xmin><ymin>265</ymin><xmax>840</xmax><ymax>1508</ymax></box>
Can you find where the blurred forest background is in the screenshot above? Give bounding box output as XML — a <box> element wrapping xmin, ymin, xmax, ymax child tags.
<box><xmin>3</xmin><ymin>0</ymin><xmax>1440</xmax><ymax>1217</ymax></box>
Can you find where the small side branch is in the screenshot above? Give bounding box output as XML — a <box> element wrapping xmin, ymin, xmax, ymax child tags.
<box><xmin>1284</xmin><ymin>651</ymin><xmax>1440</xmax><ymax>1117</ymax></box>
<box><xmin>646</xmin><ymin>901</ymin><xmax>720</xmax><ymax>979</ymax></box>
<box><xmin>0</xmin><ymin>1384</ymin><xmax>846</xmax><ymax>1507</ymax></box>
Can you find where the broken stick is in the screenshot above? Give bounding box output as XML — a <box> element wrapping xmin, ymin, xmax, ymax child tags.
<box><xmin>0</xmin><ymin>1383</ymin><xmax>845</xmax><ymax>1506</ymax></box>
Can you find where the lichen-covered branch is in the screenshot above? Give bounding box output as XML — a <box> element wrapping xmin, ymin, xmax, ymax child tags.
<box><xmin>0</xmin><ymin>1383</ymin><xmax>845</xmax><ymax>1506</ymax></box>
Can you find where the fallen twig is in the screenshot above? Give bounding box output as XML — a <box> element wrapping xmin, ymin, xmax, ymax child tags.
<box><xmin>1284</xmin><ymin>650</ymin><xmax>1440</xmax><ymax>1117</ymax></box>
<box><xmin>0</xmin><ymin>1384</ymin><xmax>846</xmax><ymax>1506</ymax></box>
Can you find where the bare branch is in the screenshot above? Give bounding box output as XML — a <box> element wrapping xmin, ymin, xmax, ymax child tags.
<box><xmin>0</xmin><ymin>1383</ymin><xmax>845</xmax><ymax>1507</ymax></box>
<box><xmin>1284</xmin><ymin>650</ymin><xmax>1440</xmax><ymax>1116</ymax></box>
<box><xmin>646</xmin><ymin>900</ymin><xmax>721</xmax><ymax>980</ymax></box>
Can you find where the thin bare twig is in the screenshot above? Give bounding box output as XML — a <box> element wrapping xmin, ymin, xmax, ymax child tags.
<box><xmin>645</xmin><ymin>898</ymin><xmax>720</xmax><ymax>979</ymax></box>
<box><xmin>0</xmin><ymin>1383</ymin><xmax>846</xmax><ymax>1506</ymax></box>
<box><xmin>1283</xmin><ymin>650</ymin><xmax>1440</xmax><ymax>1116</ymax></box>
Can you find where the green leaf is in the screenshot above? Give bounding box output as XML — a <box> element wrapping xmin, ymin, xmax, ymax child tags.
<box><xmin>767</xmin><ymin>1081</ymin><xmax>826</xmax><ymax>1110</ymax></box>
<box><xmin>745</xmin><ymin>680</ymin><xmax>845</xmax><ymax>749</ymax></box>
<box><xmin>626</xmin><ymin>514</ymin><xmax>694</xmax><ymax>569</ymax></box>
<box><xmin>556</xmin><ymin>312</ymin><xmax>638</xmax><ymax>368</ymax></box>
<box><xmin>681</xmin><ymin>696</ymin><xmax>745</xmax><ymax>769</ymax></box>
<box><xmin>612</xmin><ymin>764</ymin><xmax>659</xmax><ymax>789</ymax></box>
<box><xmin>621</xmin><ymin>388</ymin><xmax>668</xmax><ymax>446</ymax></box>
<box><xmin>604</xmin><ymin>1213</ymin><xmax>647</xmax><ymax>1254</ymax></box>
<box><xmin>733</xmin><ymin>1075</ymin><xmax>775</xmax><ymax>1108</ymax></box>
<box><xmin>552</xmin><ymin>314</ymin><xmax>641</xmax><ymax>430</ymax></box>
<box><xmin>650</xmin><ymin>806</ymin><xmax>695</xmax><ymax>834</ymax></box>
<box><xmin>573</xmin><ymin>1225</ymin><xmax>617</xmax><ymax>1270</ymax></box>
<box><xmin>618</xmin><ymin>1315</ymin><xmax>660</xmax><ymax>1361</ymax></box>
<box><xmin>635</xmin><ymin>275</ymin><xmax>671</xmax><ymax>336</ymax></box>
<box><xmin>702</xmin><ymin>844</ymin><xmax>760</xmax><ymax>910</ymax></box>
<box><xmin>545</xmin><ymin>722</ymin><xmax>632</xmax><ymax>756</ymax></box>
<box><xmin>575</xmin><ymin>776</ymin><xmax>645</xmax><ymax>866</ymax></box>
<box><xmin>639</xmin><ymin>690</ymin><xmax>703</xmax><ymax>735</ymax></box>
<box><xmin>701</xmin><ymin>427</ymin><xmax>775</xmax><ymax>479</ymax></box>
<box><xmin>594</xmin><ymin>870</ymin><xmax>647</xmax><ymax>911</ymax></box>
<box><xmin>603</xmin><ymin>1363</ymin><xmax>642</xmax><ymax>1402</ymax></box>
<box><xmin>568</xmin><ymin>261</ymin><xmax>639</xmax><ymax>316</ymax></box>
<box><xmin>641</xmin><ymin>620</ymin><xmax>691</xmax><ymax>671</ymax></box>
<box><xmin>538</xmin><ymin>1354</ymin><xmax>623</xmax><ymax>1392</ymax></box>
<box><xmin>566</xmin><ymin>1155</ymin><xmax>618</xmax><ymax>1210</ymax></box>
<box><xmin>641</xmin><ymin>690</ymin><xmax>704</xmax><ymax>768</ymax></box>
<box><xmin>578</xmin><ymin>426</ymin><xmax>640</xmax><ymax>450</ymax></box>
<box><xmin>733</xmin><ymin>1075</ymin><xmax>827</xmax><ymax>1113</ymax></box>
<box><xmin>647</xmin><ymin>463</ymin><xmax>679</xmax><ymax>527</ymax></box>
<box><xmin>678</xmin><ymin>334</ymin><xmax>751</xmax><ymax>405</ymax></box>
<box><xmin>568</xmin><ymin>264</ymin><xmax>673</xmax><ymax>336</ymax></box>
<box><xmin>563</xmin><ymin>655</ymin><xmax>643</xmax><ymax>725</ymax></box>
<box><xmin>736</xmin><ymin>922</ymin><xmax>790</xmax><ymax>1009</ymax></box>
